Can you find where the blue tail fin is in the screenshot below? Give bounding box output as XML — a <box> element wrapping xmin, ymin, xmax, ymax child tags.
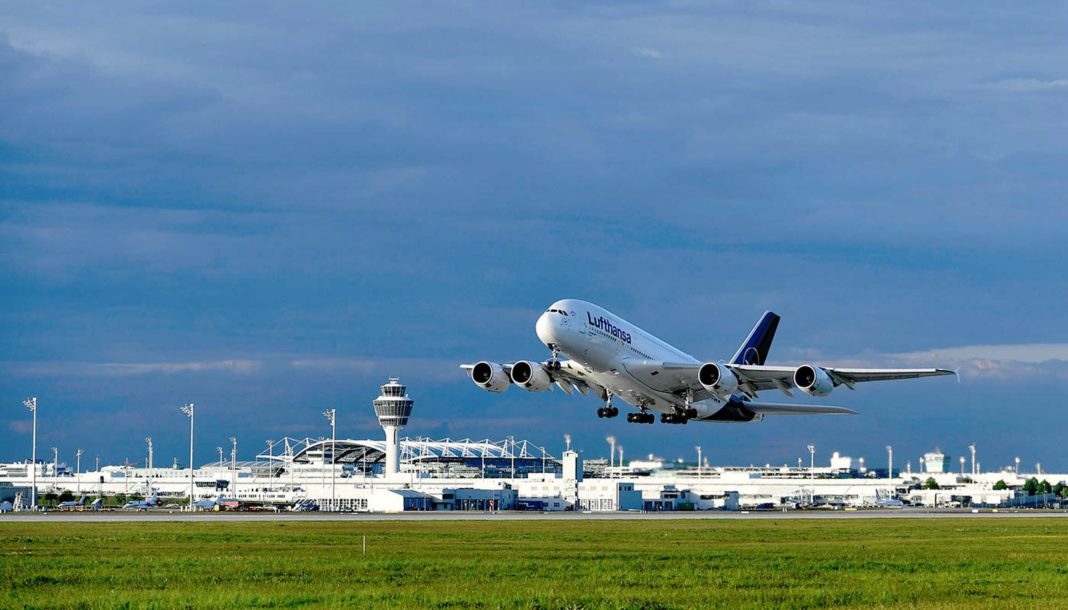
<box><xmin>730</xmin><ymin>311</ymin><xmax>780</xmax><ymax>365</ymax></box>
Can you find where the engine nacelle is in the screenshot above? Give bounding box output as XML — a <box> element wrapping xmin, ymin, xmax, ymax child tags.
<box><xmin>698</xmin><ymin>362</ymin><xmax>739</xmax><ymax>394</ymax></box>
<box><xmin>510</xmin><ymin>360</ymin><xmax>553</xmax><ymax>392</ymax></box>
<box><xmin>794</xmin><ymin>364</ymin><xmax>834</xmax><ymax>397</ymax></box>
<box><xmin>470</xmin><ymin>361</ymin><xmax>510</xmax><ymax>393</ymax></box>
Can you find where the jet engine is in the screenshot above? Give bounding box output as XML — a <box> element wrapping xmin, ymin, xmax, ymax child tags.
<box><xmin>794</xmin><ymin>364</ymin><xmax>834</xmax><ymax>397</ymax></box>
<box><xmin>470</xmin><ymin>361</ymin><xmax>510</xmax><ymax>393</ymax></box>
<box><xmin>510</xmin><ymin>360</ymin><xmax>553</xmax><ymax>392</ymax></box>
<box><xmin>698</xmin><ymin>362</ymin><xmax>739</xmax><ymax>394</ymax></box>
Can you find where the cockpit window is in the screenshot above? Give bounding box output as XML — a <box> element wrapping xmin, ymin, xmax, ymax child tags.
<box><xmin>545</xmin><ymin>308</ymin><xmax>569</xmax><ymax>316</ymax></box>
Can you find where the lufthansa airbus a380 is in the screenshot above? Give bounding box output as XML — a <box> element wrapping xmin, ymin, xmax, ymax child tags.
<box><xmin>462</xmin><ymin>299</ymin><xmax>954</xmax><ymax>425</ymax></box>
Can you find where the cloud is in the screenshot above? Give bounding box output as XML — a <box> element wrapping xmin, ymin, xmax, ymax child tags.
<box><xmin>888</xmin><ymin>343</ymin><xmax>1068</xmax><ymax>365</ymax></box>
<box><xmin>813</xmin><ymin>343</ymin><xmax>1068</xmax><ymax>382</ymax></box>
<box><xmin>632</xmin><ymin>47</ymin><xmax>663</xmax><ymax>59</ymax></box>
<box><xmin>4</xmin><ymin>359</ymin><xmax>263</xmax><ymax>377</ymax></box>
<box><xmin>290</xmin><ymin>357</ymin><xmax>461</xmax><ymax>382</ymax></box>
<box><xmin>986</xmin><ymin>78</ymin><xmax>1068</xmax><ymax>92</ymax></box>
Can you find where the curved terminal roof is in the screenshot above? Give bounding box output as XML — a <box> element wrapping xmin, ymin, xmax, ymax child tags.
<box><xmin>261</xmin><ymin>437</ymin><xmax>556</xmax><ymax>465</ymax></box>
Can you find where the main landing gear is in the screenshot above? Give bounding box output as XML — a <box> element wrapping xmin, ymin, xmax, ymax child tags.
<box><xmin>660</xmin><ymin>413</ymin><xmax>689</xmax><ymax>424</ymax></box>
<box><xmin>627</xmin><ymin>410</ymin><xmax>655</xmax><ymax>424</ymax></box>
<box><xmin>660</xmin><ymin>391</ymin><xmax>697</xmax><ymax>424</ymax></box>
<box><xmin>597</xmin><ymin>406</ymin><xmax>619</xmax><ymax>418</ymax></box>
<box><xmin>597</xmin><ymin>392</ymin><xmax>618</xmax><ymax>418</ymax></box>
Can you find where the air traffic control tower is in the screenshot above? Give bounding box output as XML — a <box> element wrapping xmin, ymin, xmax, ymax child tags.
<box><xmin>373</xmin><ymin>377</ymin><xmax>414</xmax><ymax>478</ymax></box>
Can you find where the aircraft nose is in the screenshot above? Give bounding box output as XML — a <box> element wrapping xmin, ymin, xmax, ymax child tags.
<box><xmin>535</xmin><ymin>312</ymin><xmax>556</xmax><ymax>347</ymax></box>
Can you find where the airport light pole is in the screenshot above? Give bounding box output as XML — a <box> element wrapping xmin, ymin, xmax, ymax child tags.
<box><xmin>695</xmin><ymin>446</ymin><xmax>702</xmax><ymax>480</ymax></box>
<box><xmin>564</xmin><ymin>434</ymin><xmax>571</xmax><ymax>452</ymax></box>
<box><xmin>146</xmin><ymin>437</ymin><xmax>154</xmax><ymax>471</ymax></box>
<box><xmin>960</xmin><ymin>456</ymin><xmax>965</xmax><ymax>476</ymax></box>
<box><xmin>52</xmin><ymin>447</ymin><xmax>58</xmax><ymax>487</ymax></box>
<box><xmin>22</xmin><ymin>397</ymin><xmax>37</xmax><ymax>509</ymax></box>
<box><xmin>968</xmin><ymin>444</ymin><xmax>976</xmax><ymax>476</ymax></box>
<box><xmin>1015</xmin><ymin>456</ymin><xmax>1021</xmax><ymax>474</ymax></box>
<box><xmin>323</xmin><ymin>409</ymin><xmax>336</xmax><ymax>511</ymax></box>
<box><xmin>180</xmin><ymin>403</ymin><xmax>195</xmax><ymax>511</ymax></box>
<box><xmin>618</xmin><ymin>445</ymin><xmax>624</xmax><ymax>475</ymax></box>
<box><xmin>509</xmin><ymin>435</ymin><xmax>516</xmax><ymax>479</ymax></box>
<box><xmin>230</xmin><ymin>437</ymin><xmax>238</xmax><ymax>501</ymax></box>
<box><xmin>606</xmin><ymin>436</ymin><xmax>616</xmax><ymax>478</ymax></box>
<box><xmin>266</xmin><ymin>440</ymin><xmax>274</xmax><ymax>485</ymax></box>
<box><xmin>217</xmin><ymin>446</ymin><xmax>223</xmax><ymax>466</ymax></box>
<box><xmin>75</xmin><ymin>449</ymin><xmax>83</xmax><ymax>495</ymax></box>
<box><xmin>885</xmin><ymin>445</ymin><xmax>893</xmax><ymax>479</ymax></box>
<box><xmin>807</xmin><ymin>444</ymin><xmax>816</xmax><ymax>505</ymax></box>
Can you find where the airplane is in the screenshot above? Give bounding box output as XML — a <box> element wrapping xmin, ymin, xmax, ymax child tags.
<box><xmin>122</xmin><ymin>494</ymin><xmax>159</xmax><ymax>510</ymax></box>
<box><xmin>462</xmin><ymin>299</ymin><xmax>954</xmax><ymax>424</ymax></box>
<box><xmin>58</xmin><ymin>495</ymin><xmax>88</xmax><ymax>510</ymax></box>
<box><xmin>195</xmin><ymin>494</ymin><xmax>225</xmax><ymax>511</ymax></box>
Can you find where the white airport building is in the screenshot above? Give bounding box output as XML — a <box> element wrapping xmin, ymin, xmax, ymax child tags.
<box><xmin>2</xmin><ymin>378</ymin><xmax>1065</xmax><ymax>513</ymax></box>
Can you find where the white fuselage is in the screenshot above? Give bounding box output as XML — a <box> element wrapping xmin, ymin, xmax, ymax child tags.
<box><xmin>535</xmin><ymin>299</ymin><xmax>726</xmax><ymax>417</ymax></box>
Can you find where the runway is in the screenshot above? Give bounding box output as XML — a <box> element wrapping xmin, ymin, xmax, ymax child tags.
<box><xmin>3</xmin><ymin>508</ymin><xmax>1066</xmax><ymax>523</ymax></box>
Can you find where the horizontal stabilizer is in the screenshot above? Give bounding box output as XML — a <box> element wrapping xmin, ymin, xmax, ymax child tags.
<box><xmin>744</xmin><ymin>401</ymin><xmax>857</xmax><ymax>416</ymax></box>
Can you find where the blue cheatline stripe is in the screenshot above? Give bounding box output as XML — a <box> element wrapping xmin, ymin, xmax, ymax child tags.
<box><xmin>729</xmin><ymin>311</ymin><xmax>781</xmax><ymax>365</ymax></box>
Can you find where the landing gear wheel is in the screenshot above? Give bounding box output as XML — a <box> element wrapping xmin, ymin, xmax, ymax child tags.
<box><xmin>607</xmin><ymin>407</ymin><xmax>619</xmax><ymax>418</ymax></box>
<box><xmin>597</xmin><ymin>408</ymin><xmax>606</xmax><ymax>418</ymax></box>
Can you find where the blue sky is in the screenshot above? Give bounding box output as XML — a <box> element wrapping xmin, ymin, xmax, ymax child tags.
<box><xmin>2</xmin><ymin>2</ymin><xmax>1067</xmax><ymax>473</ymax></box>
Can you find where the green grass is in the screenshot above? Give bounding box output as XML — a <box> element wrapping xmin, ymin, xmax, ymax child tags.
<box><xmin>2</xmin><ymin>518</ymin><xmax>1067</xmax><ymax>609</ymax></box>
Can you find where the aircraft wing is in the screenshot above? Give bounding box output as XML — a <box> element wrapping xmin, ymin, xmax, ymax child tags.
<box><xmin>742</xmin><ymin>401</ymin><xmax>857</xmax><ymax>415</ymax></box>
<box><xmin>621</xmin><ymin>359</ymin><xmax>953</xmax><ymax>399</ymax></box>
<box><xmin>729</xmin><ymin>365</ymin><xmax>955</xmax><ymax>395</ymax></box>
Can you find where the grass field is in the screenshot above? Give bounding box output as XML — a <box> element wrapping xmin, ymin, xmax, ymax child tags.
<box><xmin>2</xmin><ymin>518</ymin><xmax>1067</xmax><ymax>609</ymax></box>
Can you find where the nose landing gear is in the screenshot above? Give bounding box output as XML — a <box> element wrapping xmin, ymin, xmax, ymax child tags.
<box><xmin>548</xmin><ymin>345</ymin><xmax>562</xmax><ymax>371</ymax></box>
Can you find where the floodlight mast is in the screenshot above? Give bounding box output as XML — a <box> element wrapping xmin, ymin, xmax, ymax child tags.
<box><xmin>75</xmin><ymin>449</ymin><xmax>83</xmax><ymax>495</ymax></box>
<box><xmin>180</xmin><ymin>403</ymin><xmax>194</xmax><ymax>511</ymax></box>
<box><xmin>22</xmin><ymin>397</ymin><xmax>37</xmax><ymax>509</ymax></box>
<box><xmin>606</xmin><ymin>436</ymin><xmax>616</xmax><ymax>478</ymax></box>
<box><xmin>323</xmin><ymin>409</ymin><xmax>336</xmax><ymax>510</ymax></box>
<box><xmin>695</xmin><ymin>446</ymin><xmax>702</xmax><ymax>480</ymax></box>
<box><xmin>230</xmin><ymin>437</ymin><xmax>238</xmax><ymax>500</ymax></box>
<box><xmin>145</xmin><ymin>437</ymin><xmax>153</xmax><ymax>470</ymax></box>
